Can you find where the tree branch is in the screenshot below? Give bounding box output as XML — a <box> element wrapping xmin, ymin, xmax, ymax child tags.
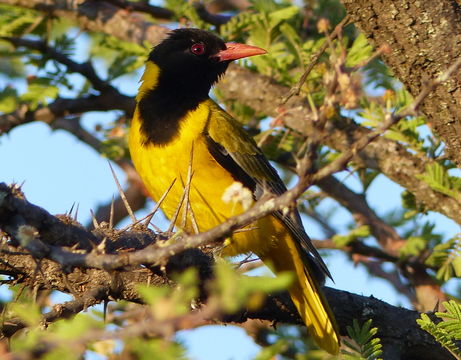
<box><xmin>0</xmin><ymin>94</ymin><xmax>134</xmax><ymax>134</ymax></box>
<box><xmin>0</xmin><ymin>184</ymin><xmax>451</xmax><ymax>359</ymax></box>
<box><xmin>1</xmin><ymin>36</ymin><xmax>112</xmax><ymax>92</ymax></box>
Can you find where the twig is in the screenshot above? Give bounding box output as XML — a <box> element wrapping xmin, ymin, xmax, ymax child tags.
<box><xmin>109</xmin><ymin>162</ymin><xmax>137</xmax><ymax>223</ymax></box>
<box><xmin>181</xmin><ymin>147</ymin><xmax>195</xmax><ymax>230</ymax></box>
<box><xmin>1</xmin><ymin>36</ymin><xmax>112</xmax><ymax>92</ymax></box>
<box><xmin>280</xmin><ymin>15</ymin><xmax>351</xmax><ymax>105</ymax></box>
<box><xmin>104</xmin><ymin>0</ymin><xmax>173</xmax><ymax>19</ymax></box>
<box><xmin>1</xmin><ymin>286</ymin><xmax>108</xmax><ymax>338</ymax></box>
<box><xmin>142</xmin><ymin>178</ymin><xmax>177</xmax><ymax>227</ymax></box>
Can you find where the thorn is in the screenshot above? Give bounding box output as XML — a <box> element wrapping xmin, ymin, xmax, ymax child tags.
<box><xmin>68</xmin><ymin>202</ymin><xmax>76</xmax><ymax>217</ymax></box>
<box><xmin>181</xmin><ymin>147</ymin><xmax>195</xmax><ymax>229</ymax></box>
<box><xmin>90</xmin><ymin>209</ymin><xmax>99</xmax><ymax>229</ymax></box>
<box><xmin>169</xmin><ymin>144</ymin><xmax>194</xmax><ymax>234</ymax></box>
<box><xmin>108</xmin><ymin>161</ymin><xmax>137</xmax><ymax>223</ymax></box>
<box><xmin>119</xmin><ymin>178</ymin><xmax>177</xmax><ymax>233</ymax></box>
<box><xmin>233</xmin><ymin>226</ymin><xmax>259</xmax><ymax>233</ymax></box>
<box><xmin>433</xmin><ymin>299</ymin><xmax>440</xmax><ymax>313</ymax></box>
<box><xmin>167</xmin><ymin>181</ymin><xmax>188</xmax><ymax>234</ymax></box>
<box><xmin>74</xmin><ymin>203</ymin><xmax>79</xmax><ymax>221</ymax></box>
<box><xmin>143</xmin><ymin>178</ymin><xmax>177</xmax><ymax>227</ymax></box>
<box><xmin>109</xmin><ymin>195</ymin><xmax>115</xmax><ymax>229</ymax></box>
<box><xmin>188</xmin><ymin>201</ymin><xmax>199</xmax><ymax>234</ymax></box>
<box><xmin>103</xmin><ymin>300</ymin><xmax>108</xmax><ymax>323</ymax></box>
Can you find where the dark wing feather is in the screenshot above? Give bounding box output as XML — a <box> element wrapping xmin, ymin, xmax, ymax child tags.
<box><xmin>205</xmin><ymin>101</ymin><xmax>331</xmax><ymax>280</ymax></box>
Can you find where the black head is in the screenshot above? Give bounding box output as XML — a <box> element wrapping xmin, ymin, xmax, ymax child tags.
<box><xmin>137</xmin><ymin>29</ymin><xmax>266</xmax><ymax>145</ymax></box>
<box><xmin>148</xmin><ymin>29</ymin><xmax>229</xmax><ymax>97</ymax></box>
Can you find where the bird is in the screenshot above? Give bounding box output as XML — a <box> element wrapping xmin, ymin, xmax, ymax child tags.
<box><xmin>128</xmin><ymin>28</ymin><xmax>340</xmax><ymax>354</ymax></box>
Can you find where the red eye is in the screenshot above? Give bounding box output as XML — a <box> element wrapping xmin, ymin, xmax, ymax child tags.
<box><xmin>191</xmin><ymin>43</ymin><xmax>205</xmax><ymax>55</ymax></box>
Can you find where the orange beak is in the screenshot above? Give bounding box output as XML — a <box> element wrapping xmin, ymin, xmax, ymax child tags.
<box><xmin>215</xmin><ymin>43</ymin><xmax>267</xmax><ymax>62</ymax></box>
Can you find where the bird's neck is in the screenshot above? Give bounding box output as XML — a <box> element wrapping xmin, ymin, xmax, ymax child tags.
<box><xmin>136</xmin><ymin>62</ymin><xmax>211</xmax><ymax>146</ymax></box>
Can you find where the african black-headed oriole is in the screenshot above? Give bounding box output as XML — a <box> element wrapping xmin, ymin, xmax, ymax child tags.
<box><xmin>129</xmin><ymin>28</ymin><xmax>340</xmax><ymax>354</ymax></box>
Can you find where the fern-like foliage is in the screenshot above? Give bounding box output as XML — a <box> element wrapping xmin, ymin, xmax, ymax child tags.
<box><xmin>417</xmin><ymin>162</ymin><xmax>461</xmax><ymax>200</ymax></box>
<box><xmin>342</xmin><ymin>319</ymin><xmax>383</xmax><ymax>360</ymax></box>
<box><xmin>425</xmin><ymin>235</ymin><xmax>461</xmax><ymax>282</ymax></box>
<box><xmin>417</xmin><ymin>300</ymin><xmax>461</xmax><ymax>359</ymax></box>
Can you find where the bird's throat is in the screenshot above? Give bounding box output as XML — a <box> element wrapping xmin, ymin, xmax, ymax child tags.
<box><xmin>136</xmin><ymin>62</ymin><xmax>209</xmax><ymax>146</ymax></box>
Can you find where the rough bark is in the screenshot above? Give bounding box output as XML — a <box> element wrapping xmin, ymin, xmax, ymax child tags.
<box><xmin>342</xmin><ymin>0</ymin><xmax>461</xmax><ymax>166</ymax></box>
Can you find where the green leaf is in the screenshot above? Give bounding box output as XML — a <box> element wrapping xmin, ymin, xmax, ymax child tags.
<box><xmin>279</xmin><ymin>23</ymin><xmax>303</xmax><ymax>65</ymax></box>
<box><xmin>137</xmin><ymin>268</ymin><xmax>199</xmax><ymax>320</ymax></box>
<box><xmin>416</xmin><ymin>162</ymin><xmax>461</xmax><ymax>200</ymax></box>
<box><xmin>0</xmin><ymin>4</ymin><xmax>42</xmax><ymax>37</ymax></box>
<box><xmin>129</xmin><ymin>338</ymin><xmax>187</xmax><ymax>360</ymax></box>
<box><xmin>425</xmin><ymin>236</ymin><xmax>461</xmax><ymax>282</ymax></box>
<box><xmin>0</xmin><ymin>86</ymin><xmax>19</xmax><ymax>113</ymax></box>
<box><xmin>10</xmin><ymin>327</ymin><xmax>42</xmax><ymax>352</ymax></box>
<box><xmin>42</xmin><ymin>347</ymin><xmax>79</xmax><ymax>360</ymax></box>
<box><xmin>436</xmin><ymin>300</ymin><xmax>461</xmax><ymax>340</ymax></box>
<box><xmin>332</xmin><ymin>225</ymin><xmax>370</xmax><ymax>247</ymax></box>
<box><xmin>399</xmin><ymin>236</ymin><xmax>426</xmax><ymax>257</ymax></box>
<box><xmin>48</xmin><ymin>313</ymin><xmax>102</xmax><ymax>340</ymax></box>
<box><xmin>346</xmin><ymin>33</ymin><xmax>374</xmax><ymax>67</ymax></box>
<box><xmin>417</xmin><ymin>311</ymin><xmax>461</xmax><ymax>357</ymax></box>
<box><xmin>164</xmin><ymin>0</ymin><xmax>208</xmax><ymax>29</ymax></box>
<box><xmin>6</xmin><ymin>302</ymin><xmax>41</xmax><ymax>327</ymax></box>
<box><xmin>100</xmin><ymin>137</ymin><xmax>129</xmax><ymax>161</ymax></box>
<box><xmin>344</xmin><ymin>319</ymin><xmax>383</xmax><ymax>360</ymax></box>
<box><xmin>254</xmin><ymin>339</ymin><xmax>289</xmax><ymax>360</ymax></box>
<box><xmin>268</xmin><ymin>6</ymin><xmax>298</xmax><ymax>29</ymax></box>
<box><xmin>212</xmin><ymin>260</ymin><xmax>293</xmax><ymax>313</ymax></box>
<box><xmin>20</xmin><ymin>78</ymin><xmax>59</xmax><ymax>110</ymax></box>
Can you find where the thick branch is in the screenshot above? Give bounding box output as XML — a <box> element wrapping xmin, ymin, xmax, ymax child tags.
<box><xmin>0</xmin><ymin>202</ymin><xmax>450</xmax><ymax>360</ymax></box>
<box><xmin>0</xmin><ymin>108</ymin><xmax>398</xmax><ymax>273</ymax></box>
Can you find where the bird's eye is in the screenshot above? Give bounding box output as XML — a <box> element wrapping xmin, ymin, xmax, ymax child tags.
<box><xmin>190</xmin><ymin>43</ymin><xmax>205</xmax><ymax>55</ymax></box>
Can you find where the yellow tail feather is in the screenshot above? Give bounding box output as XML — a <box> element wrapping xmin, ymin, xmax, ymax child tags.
<box><xmin>260</xmin><ymin>223</ymin><xmax>340</xmax><ymax>355</ymax></box>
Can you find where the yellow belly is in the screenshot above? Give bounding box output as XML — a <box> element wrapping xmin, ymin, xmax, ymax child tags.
<box><xmin>128</xmin><ymin>102</ymin><xmax>281</xmax><ymax>256</ymax></box>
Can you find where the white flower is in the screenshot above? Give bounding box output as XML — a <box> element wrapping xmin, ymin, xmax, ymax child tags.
<box><xmin>222</xmin><ymin>182</ymin><xmax>254</xmax><ymax>211</ymax></box>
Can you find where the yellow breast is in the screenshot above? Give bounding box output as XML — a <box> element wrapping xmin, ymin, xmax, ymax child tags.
<box><xmin>128</xmin><ymin>100</ymin><xmax>282</xmax><ymax>256</ymax></box>
<box><xmin>129</xmin><ymin>101</ymin><xmax>236</xmax><ymax>227</ymax></box>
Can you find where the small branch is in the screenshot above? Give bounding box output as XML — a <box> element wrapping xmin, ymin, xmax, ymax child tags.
<box><xmin>105</xmin><ymin>0</ymin><xmax>232</xmax><ymax>26</ymax></box>
<box><xmin>1</xmin><ymin>287</ymin><xmax>108</xmax><ymax>337</ymax></box>
<box><xmin>312</xmin><ymin>239</ymin><xmax>399</xmax><ymax>263</ymax></box>
<box><xmin>104</xmin><ymin>0</ymin><xmax>174</xmax><ymax>20</ymax></box>
<box><xmin>193</xmin><ymin>3</ymin><xmax>233</xmax><ymax>26</ymax></box>
<box><xmin>0</xmin><ymin>94</ymin><xmax>135</xmax><ymax>134</ymax></box>
<box><xmin>280</xmin><ymin>14</ymin><xmax>351</xmax><ymax>105</ymax></box>
<box><xmin>1</xmin><ymin>36</ymin><xmax>111</xmax><ymax>92</ymax></box>
<box><xmin>316</xmin><ymin>175</ymin><xmax>405</xmax><ymax>254</ymax></box>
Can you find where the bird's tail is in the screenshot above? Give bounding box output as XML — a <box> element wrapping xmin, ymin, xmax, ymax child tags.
<box><xmin>262</xmin><ymin>233</ymin><xmax>340</xmax><ymax>355</ymax></box>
